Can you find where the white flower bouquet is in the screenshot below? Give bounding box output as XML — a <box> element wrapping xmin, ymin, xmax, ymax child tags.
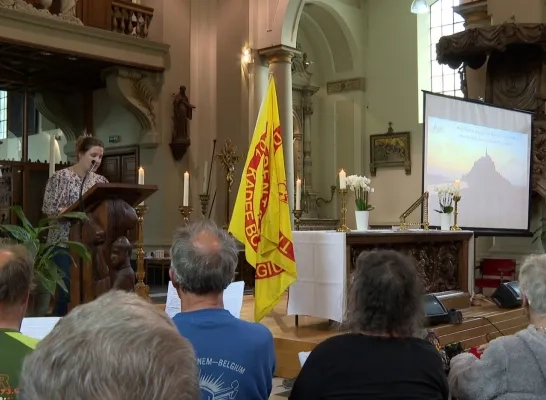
<box><xmin>433</xmin><ymin>184</ymin><xmax>457</xmax><ymax>214</ymax></box>
<box><xmin>346</xmin><ymin>174</ymin><xmax>375</xmax><ymax>211</ymax></box>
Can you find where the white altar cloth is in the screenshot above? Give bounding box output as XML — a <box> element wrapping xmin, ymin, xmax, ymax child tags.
<box><xmin>287</xmin><ymin>231</ymin><xmax>346</xmax><ymax>322</ymax></box>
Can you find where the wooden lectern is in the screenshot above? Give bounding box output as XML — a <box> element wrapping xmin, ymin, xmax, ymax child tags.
<box><xmin>65</xmin><ymin>183</ymin><xmax>158</xmax><ymax>310</ymax></box>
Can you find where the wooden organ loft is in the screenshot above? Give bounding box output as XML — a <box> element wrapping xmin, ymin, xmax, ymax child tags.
<box><xmin>0</xmin><ymin>0</ymin><xmax>161</xmax><ymax>226</ymax></box>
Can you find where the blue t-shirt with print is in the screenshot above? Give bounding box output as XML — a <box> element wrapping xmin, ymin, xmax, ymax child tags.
<box><xmin>173</xmin><ymin>308</ymin><xmax>275</xmax><ymax>400</ymax></box>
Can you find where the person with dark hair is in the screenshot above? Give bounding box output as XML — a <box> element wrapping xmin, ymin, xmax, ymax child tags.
<box><xmin>42</xmin><ymin>135</ymin><xmax>108</xmax><ymax>316</ymax></box>
<box><xmin>289</xmin><ymin>250</ymin><xmax>449</xmax><ymax>400</ymax></box>
<box><xmin>0</xmin><ymin>245</ymin><xmax>39</xmax><ymax>398</ymax></box>
<box><xmin>169</xmin><ymin>220</ymin><xmax>275</xmax><ymax>400</ymax></box>
<box><xmin>109</xmin><ymin>236</ymin><xmax>135</xmax><ymax>292</ymax></box>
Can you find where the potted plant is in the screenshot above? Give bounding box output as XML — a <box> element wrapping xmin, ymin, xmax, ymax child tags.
<box><xmin>346</xmin><ymin>174</ymin><xmax>375</xmax><ymax>231</ymax></box>
<box><xmin>434</xmin><ymin>184</ymin><xmax>456</xmax><ymax>231</ymax></box>
<box><xmin>0</xmin><ymin>205</ymin><xmax>90</xmax><ymax>316</ymax></box>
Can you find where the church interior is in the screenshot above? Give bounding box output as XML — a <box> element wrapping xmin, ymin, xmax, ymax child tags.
<box><xmin>2</xmin><ymin>0</ymin><xmax>546</xmax><ymax>398</ymax></box>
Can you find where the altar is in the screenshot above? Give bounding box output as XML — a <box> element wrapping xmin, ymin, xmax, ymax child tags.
<box><xmin>287</xmin><ymin>230</ymin><xmax>475</xmax><ymax>322</ymax></box>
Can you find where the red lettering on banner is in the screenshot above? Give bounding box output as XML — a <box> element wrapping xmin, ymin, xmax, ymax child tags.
<box><xmin>255</xmin><ymin>261</ymin><xmax>284</xmax><ymax>279</ymax></box>
<box><xmin>273</xmin><ymin>126</ymin><xmax>282</xmax><ymax>152</ymax></box>
<box><xmin>278</xmin><ymin>232</ymin><xmax>295</xmax><ymax>261</ymax></box>
<box><xmin>244</xmin><ymin>126</ymin><xmax>270</xmax><ymax>252</ymax></box>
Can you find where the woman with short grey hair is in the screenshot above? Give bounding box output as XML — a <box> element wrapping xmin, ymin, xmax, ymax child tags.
<box><xmin>289</xmin><ymin>250</ymin><xmax>449</xmax><ymax>400</ymax></box>
<box><xmin>449</xmin><ymin>253</ymin><xmax>546</xmax><ymax>399</ymax></box>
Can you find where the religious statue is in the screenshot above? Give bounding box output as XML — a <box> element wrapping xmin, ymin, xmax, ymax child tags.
<box><xmin>109</xmin><ymin>236</ymin><xmax>136</xmax><ymax>292</ymax></box>
<box><xmin>172</xmin><ymin>85</ymin><xmax>196</xmax><ymax>142</ymax></box>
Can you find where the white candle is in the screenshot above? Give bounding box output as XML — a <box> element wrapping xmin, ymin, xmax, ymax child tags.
<box><xmin>454</xmin><ymin>179</ymin><xmax>461</xmax><ymax>196</ymax></box>
<box><xmin>183</xmin><ymin>171</ymin><xmax>190</xmax><ymax>206</ymax></box>
<box><xmin>202</xmin><ymin>161</ymin><xmax>208</xmax><ymax>194</ymax></box>
<box><xmin>138</xmin><ymin>166</ymin><xmax>145</xmax><ymax>184</ymax></box>
<box><xmin>295</xmin><ymin>178</ymin><xmax>301</xmax><ymax>210</ymax></box>
<box><xmin>339</xmin><ymin>169</ymin><xmax>347</xmax><ymax>189</ymax></box>
<box><xmin>49</xmin><ymin>134</ymin><xmax>55</xmax><ymax>178</ymax></box>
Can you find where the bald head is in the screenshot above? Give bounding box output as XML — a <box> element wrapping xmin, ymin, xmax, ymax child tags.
<box><xmin>170</xmin><ymin>220</ymin><xmax>238</xmax><ymax>295</ymax></box>
<box><xmin>0</xmin><ymin>244</ymin><xmax>34</xmax><ymax>306</ymax></box>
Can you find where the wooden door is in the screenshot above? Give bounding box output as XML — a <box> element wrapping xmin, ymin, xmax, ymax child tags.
<box><xmin>98</xmin><ymin>146</ymin><xmax>139</xmax><ymax>242</ymax></box>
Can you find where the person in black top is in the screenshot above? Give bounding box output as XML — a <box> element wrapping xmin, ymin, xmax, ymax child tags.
<box><xmin>289</xmin><ymin>250</ymin><xmax>449</xmax><ymax>400</ymax></box>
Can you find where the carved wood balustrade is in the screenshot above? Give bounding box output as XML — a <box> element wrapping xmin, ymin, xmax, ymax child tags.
<box><xmin>22</xmin><ymin>0</ymin><xmax>154</xmax><ymax>39</ymax></box>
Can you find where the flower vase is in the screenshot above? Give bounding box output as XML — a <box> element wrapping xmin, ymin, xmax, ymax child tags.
<box><xmin>355</xmin><ymin>210</ymin><xmax>369</xmax><ymax>231</ymax></box>
<box><xmin>440</xmin><ymin>213</ymin><xmax>452</xmax><ymax>231</ymax></box>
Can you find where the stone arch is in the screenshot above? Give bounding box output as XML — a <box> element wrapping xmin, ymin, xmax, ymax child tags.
<box><xmin>281</xmin><ymin>0</ymin><xmax>358</xmax><ymax>73</ymax></box>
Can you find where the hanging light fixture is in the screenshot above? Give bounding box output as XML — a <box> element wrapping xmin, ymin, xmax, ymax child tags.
<box><xmin>410</xmin><ymin>0</ymin><xmax>429</xmax><ymax>14</ymax></box>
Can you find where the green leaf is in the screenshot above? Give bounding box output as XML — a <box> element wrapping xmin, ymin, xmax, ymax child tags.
<box><xmin>61</xmin><ymin>241</ymin><xmax>91</xmax><ymax>261</ymax></box>
<box><xmin>11</xmin><ymin>205</ymin><xmax>36</xmax><ymax>235</ymax></box>
<box><xmin>0</xmin><ymin>225</ymin><xmax>33</xmax><ymax>243</ymax></box>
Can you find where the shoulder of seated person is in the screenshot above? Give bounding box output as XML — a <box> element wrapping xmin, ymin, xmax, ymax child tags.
<box><xmin>236</xmin><ymin>320</ymin><xmax>274</xmax><ymax>341</ymax></box>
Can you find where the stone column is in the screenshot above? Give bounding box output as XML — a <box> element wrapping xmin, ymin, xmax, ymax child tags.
<box><xmin>249</xmin><ymin>55</ymin><xmax>269</xmax><ymax>139</ymax></box>
<box><xmin>302</xmin><ymin>85</ymin><xmax>319</xmax><ymax>218</ymax></box>
<box><xmin>259</xmin><ymin>45</ymin><xmax>298</xmax><ymax>221</ymax></box>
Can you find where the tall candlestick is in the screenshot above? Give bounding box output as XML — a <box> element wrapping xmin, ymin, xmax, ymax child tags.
<box><xmin>138</xmin><ymin>166</ymin><xmax>145</xmax><ymax>184</ymax></box>
<box><xmin>183</xmin><ymin>171</ymin><xmax>190</xmax><ymax>206</ymax></box>
<box><xmin>49</xmin><ymin>134</ymin><xmax>55</xmax><ymax>178</ymax></box>
<box><xmin>339</xmin><ymin>169</ymin><xmax>347</xmax><ymax>189</ymax></box>
<box><xmin>202</xmin><ymin>161</ymin><xmax>208</xmax><ymax>194</ymax></box>
<box><xmin>295</xmin><ymin>178</ymin><xmax>301</xmax><ymax>210</ymax></box>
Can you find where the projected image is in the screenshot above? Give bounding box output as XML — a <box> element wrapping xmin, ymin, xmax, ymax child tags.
<box><xmin>425</xmin><ymin>116</ymin><xmax>530</xmax><ymax>230</ymax></box>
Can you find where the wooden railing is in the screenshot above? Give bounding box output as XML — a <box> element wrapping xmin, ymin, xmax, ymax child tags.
<box><xmin>111</xmin><ymin>1</ymin><xmax>154</xmax><ymax>39</ymax></box>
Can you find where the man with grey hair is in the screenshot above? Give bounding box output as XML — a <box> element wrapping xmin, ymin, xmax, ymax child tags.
<box><xmin>169</xmin><ymin>220</ymin><xmax>275</xmax><ymax>400</ymax></box>
<box><xmin>0</xmin><ymin>244</ymin><xmax>39</xmax><ymax>399</ymax></box>
<box><xmin>449</xmin><ymin>253</ymin><xmax>546</xmax><ymax>399</ymax></box>
<box><xmin>19</xmin><ymin>291</ymin><xmax>199</xmax><ymax>400</ymax></box>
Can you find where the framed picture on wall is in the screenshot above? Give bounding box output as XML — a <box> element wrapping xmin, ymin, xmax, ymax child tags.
<box><xmin>369</xmin><ymin>122</ymin><xmax>411</xmax><ymax>176</ymax></box>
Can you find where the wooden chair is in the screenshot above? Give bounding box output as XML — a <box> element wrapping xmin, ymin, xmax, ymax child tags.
<box><xmin>475</xmin><ymin>258</ymin><xmax>516</xmax><ymax>295</ymax></box>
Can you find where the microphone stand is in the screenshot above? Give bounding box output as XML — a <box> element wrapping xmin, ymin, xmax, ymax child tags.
<box><xmin>78</xmin><ymin>161</ymin><xmax>95</xmax><ymax>304</ymax></box>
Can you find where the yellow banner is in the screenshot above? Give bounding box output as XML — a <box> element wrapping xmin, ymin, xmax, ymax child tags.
<box><xmin>229</xmin><ymin>77</ymin><xmax>297</xmax><ymax>322</ymax></box>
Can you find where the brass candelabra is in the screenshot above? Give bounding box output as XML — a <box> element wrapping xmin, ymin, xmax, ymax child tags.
<box><xmin>215</xmin><ymin>139</ymin><xmax>241</xmax><ymax>227</ymax></box>
<box><xmin>134</xmin><ymin>204</ymin><xmax>150</xmax><ymax>300</ymax></box>
<box><xmin>451</xmin><ymin>195</ymin><xmax>462</xmax><ymax>231</ymax></box>
<box><xmin>293</xmin><ymin>209</ymin><xmax>303</xmax><ymax>231</ymax></box>
<box><xmin>199</xmin><ymin>194</ymin><xmax>210</xmax><ymax>218</ymax></box>
<box><xmin>337</xmin><ymin>189</ymin><xmax>351</xmax><ymax>232</ymax></box>
<box><xmin>179</xmin><ymin>205</ymin><xmax>193</xmax><ymax>226</ymax></box>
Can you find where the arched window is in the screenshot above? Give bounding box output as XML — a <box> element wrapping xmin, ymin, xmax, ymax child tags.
<box><xmin>0</xmin><ymin>91</ymin><xmax>7</xmax><ymax>140</ymax></box>
<box><xmin>430</xmin><ymin>0</ymin><xmax>465</xmax><ymax>97</ymax></box>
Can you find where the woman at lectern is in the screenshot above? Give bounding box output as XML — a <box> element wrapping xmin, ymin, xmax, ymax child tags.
<box><xmin>289</xmin><ymin>250</ymin><xmax>449</xmax><ymax>400</ymax></box>
<box><xmin>42</xmin><ymin>136</ymin><xmax>108</xmax><ymax>316</ymax></box>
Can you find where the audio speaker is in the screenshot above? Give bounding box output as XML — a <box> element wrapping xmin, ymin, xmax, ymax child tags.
<box><xmin>424</xmin><ymin>294</ymin><xmax>449</xmax><ymax>326</ymax></box>
<box><xmin>492</xmin><ymin>281</ymin><xmax>522</xmax><ymax>309</ymax></box>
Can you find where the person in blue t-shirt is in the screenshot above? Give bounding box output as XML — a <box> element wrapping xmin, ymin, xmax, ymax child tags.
<box><xmin>169</xmin><ymin>220</ymin><xmax>275</xmax><ymax>400</ymax></box>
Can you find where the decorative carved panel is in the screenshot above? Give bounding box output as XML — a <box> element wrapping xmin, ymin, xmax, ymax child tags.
<box><xmin>485</xmin><ymin>45</ymin><xmax>541</xmax><ymax>111</ymax></box>
<box><xmin>349</xmin><ymin>241</ymin><xmax>461</xmax><ymax>293</ymax></box>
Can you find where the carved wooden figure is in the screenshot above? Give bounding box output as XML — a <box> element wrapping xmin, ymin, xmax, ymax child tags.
<box><xmin>109</xmin><ymin>236</ymin><xmax>136</xmax><ymax>292</ymax></box>
<box><xmin>172</xmin><ymin>85</ymin><xmax>195</xmax><ymax>142</ymax></box>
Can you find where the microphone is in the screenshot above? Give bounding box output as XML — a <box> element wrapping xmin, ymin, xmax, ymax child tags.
<box><xmin>79</xmin><ymin>160</ymin><xmax>96</xmax><ymax>213</ymax></box>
